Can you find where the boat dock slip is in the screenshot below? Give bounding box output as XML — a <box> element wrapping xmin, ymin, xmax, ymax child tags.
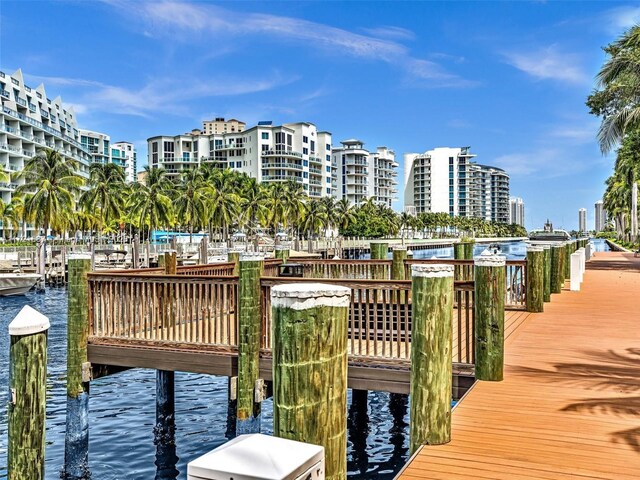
<box><xmin>396</xmin><ymin>251</ymin><xmax>640</xmax><ymax>480</ymax></box>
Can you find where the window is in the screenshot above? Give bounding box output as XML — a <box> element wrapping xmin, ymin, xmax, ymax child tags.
<box><xmin>262</xmin><ymin>132</ymin><xmax>269</xmax><ymax>140</ymax></box>
<box><xmin>262</xmin><ymin>144</ymin><xmax>269</xmax><ymax>152</ymax></box>
<box><xmin>303</xmin><ymin>147</ymin><xmax>308</xmax><ymax>155</ymax></box>
<box><xmin>327</xmin><ymin>188</ymin><xmax>331</xmax><ymax>194</ymax></box>
<box><xmin>303</xmin><ymin>136</ymin><xmax>308</xmax><ymax>143</ymax></box>
<box><xmin>163</xmin><ymin>141</ymin><xmax>174</xmax><ymax>152</ymax></box>
<box><xmin>326</xmin><ymin>154</ymin><xmax>330</xmax><ymax>161</ymax></box>
<box><xmin>326</xmin><ymin>144</ymin><xmax>331</xmax><ymax>151</ymax></box>
<box><xmin>303</xmin><ymin>160</ymin><xmax>308</xmax><ymax>166</ymax></box>
<box><xmin>310</xmin><ymin>140</ymin><xmax>315</xmax><ymax>152</ymax></box>
<box><xmin>326</xmin><ymin>166</ymin><xmax>331</xmax><ymax>172</ymax></box>
<box><xmin>303</xmin><ymin>172</ymin><xmax>309</xmax><ymax>178</ymax></box>
<box><xmin>287</xmin><ymin>134</ymin><xmax>292</xmax><ymax>146</ymax></box>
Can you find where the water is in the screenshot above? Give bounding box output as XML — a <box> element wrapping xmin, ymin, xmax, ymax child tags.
<box><xmin>409</xmin><ymin>240</ymin><xmax>528</xmax><ymax>260</ymax></box>
<box><xmin>0</xmin><ymin>290</ymin><xmax>411</xmax><ymax>479</ymax></box>
<box><xmin>590</xmin><ymin>238</ymin><xmax>611</xmax><ymax>252</ymax></box>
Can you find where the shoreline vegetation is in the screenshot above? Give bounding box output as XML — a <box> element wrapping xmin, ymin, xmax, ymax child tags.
<box><xmin>1</xmin><ymin>148</ymin><xmax>527</xmax><ymax>244</ymax></box>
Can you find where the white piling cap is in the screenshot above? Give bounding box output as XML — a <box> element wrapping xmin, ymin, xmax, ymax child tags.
<box><xmin>527</xmin><ymin>246</ymin><xmax>544</xmax><ymax>253</ymax></box>
<box><xmin>274</xmin><ymin>245</ymin><xmax>289</xmax><ymax>251</ymax></box>
<box><xmin>68</xmin><ymin>253</ymin><xmax>92</xmax><ymax>260</ymax></box>
<box><xmin>474</xmin><ymin>250</ymin><xmax>506</xmax><ymax>267</ymax></box>
<box><xmin>392</xmin><ymin>246</ymin><xmax>407</xmax><ymax>251</ymax></box>
<box><xmin>9</xmin><ymin>305</ymin><xmax>50</xmax><ymax>336</ymax></box>
<box><xmin>271</xmin><ymin>283</ymin><xmax>351</xmax><ymax>310</ymax></box>
<box><xmin>541</xmin><ymin>244</ymin><xmax>551</xmax><ymax>250</ymax></box>
<box><xmin>411</xmin><ymin>264</ymin><xmax>454</xmax><ymax>278</ymax></box>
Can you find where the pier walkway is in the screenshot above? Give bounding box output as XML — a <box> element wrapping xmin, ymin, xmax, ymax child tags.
<box><xmin>397</xmin><ymin>251</ymin><xmax>640</xmax><ymax>479</ymax></box>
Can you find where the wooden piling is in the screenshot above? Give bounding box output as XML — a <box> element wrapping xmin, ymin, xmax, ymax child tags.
<box><xmin>199</xmin><ymin>236</ymin><xmax>209</xmax><ymax>265</ymax></box>
<box><xmin>550</xmin><ymin>245</ymin><xmax>563</xmax><ymax>294</ymax></box>
<box><xmin>132</xmin><ymin>234</ymin><xmax>140</xmax><ymax>269</ymax></box>
<box><xmin>526</xmin><ymin>246</ymin><xmax>544</xmax><ymax>313</ymax></box>
<box><xmin>154</xmin><ymin>370</ymin><xmax>178</xmax><ymax>479</ymax></box>
<box><xmin>8</xmin><ymin>306</ymin><xmax>50</xmax><ymax>480</ymax></box>
<box><xmin>272</xmin><ymin>283</ymin><xmax>350</xmax><ymax>480</ymax></box>
<box><xmin>392</xmin><ymin>247</ymin><xmax>407</xmax><ymax>303</ymax></box>
<box><xmin>542</xmin><ymin>245</ymin><xmax>551</xmax><ymax>302</ymax></box>
<box><xmin>410</xmin><ymin>264</ymin><xmax>453</xmax><ymax>453</ymax></box>
<box><xmin>64</xmin><ymin>255</ymin><xmax>92</xmax><ymax>480</ymax></box>
<box><xmin>474</xmin><ymin>252</ymin><xmax>506</xmax><ymax>381</ymax></box>
<box><xmin>370</xmin><ymin>241</ymin><xmax>388</xmax><ymax>281</ymax></box>
<box><xmin>274</xmin><ymin>246</ymin><xmax>290</xmax><ymax>263</ymax></box>
<box><xmin>564</xmin><ymin>241</ymin><xmax>573</xmax><ymax>279</ymax></box>
<box><xmin>236</xmin><ymin>255</ymin><xmax>264</xmax><ymax>434</ymax></box>
<box><xmin>227</xmin><ymin>251</ymin><xmax>241</xmax><ymax>276</ymax></box>
<box><xmin>454</xmin><ymin>241</ymin><xmax>474</xmax><ymax>281</ymax></box>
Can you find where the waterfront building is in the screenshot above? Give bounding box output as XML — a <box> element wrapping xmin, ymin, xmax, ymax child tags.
<box><xmin>595</xmin><ymin>200</ymin><xmax>607</xmax><ymax>232</ymax></box>
<box><xmin>202</xmin><ymin>117</ymin><xmax>246</xmax><ymax>135</ymax></box>
<box><xmin>148</xmin><ymin>121</ymin><xmax>333</xmax><ymax>198</ymax></box>
<box><xmin>404</xmin><ymin>146</ymin><xmax>510</xmax><ymax>222</ymax></box>
<box><xmin>509</xmin><ymin>197</ymin><xmax>526</xmax><ymax>227</ymax></box>
<box><xmin>578</xmin><ymin>208</ymin><xmax>587</xmax><ymax>233</ymax></box>
<box><xmin>0</xmin><ymin>68</ymin><xmax>94</xmax><ymax>236</ymax></box>
<box><xmin>80</xmin><ymin>130</ymin><xmax>137</xmax><ymax>183</ymax></box>
<box><xmin>331</xmin><ymin>140</ymin><xmax>398</xmax><ymax>206</ymax></box>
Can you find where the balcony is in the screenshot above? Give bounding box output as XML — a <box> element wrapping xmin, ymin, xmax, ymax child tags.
<box><xmin>309</xmin><ymin>166</ymin><xmax>322</xmax><ymax>174</ymax></box>
<box><xmin>214</xmin><ymin>143</ymin><xmax>245</xmax><ymax>151</ymax></box>
<box><xmin>262</xmin><ymin>174</ymin><xmax>303</xmax><ymax>183</ymax></box>
<box><xmin>309</xmin><ymin>179</ymin><xmax>321</xmax><ymax>186</ymax></box>
<box><xmin>345</xmin><ymin>158</ymin><xmax>368</xmax><ymax>167</ymax></box>
<box><xmin>41</xmin><ymin>110</ymin><xmax>49</xmax><ymax>119</ymax></box>
<box><xmin>262</xmin><ymin>149</ymin><xmax>303</xmax><ymax>159</ymax></box>
<box><xmin>15</xmin><ymin>96</ymin><xmax>27</xmax><ymax>107</ymax></box>
<box><xmin>28</xmin><ymin>103</ymin><xmax>37</xmax><ymax>113</ymax></box>
<box><xmin>0</xmin><ymin>89</ymin><xmax>9</xmax><ymax>99</ymax></box>
<box><xmin>262</xmin><ymin>162</ymin><xmax>303</xmax><ymax>171</ymax></box>
<box><xmin>309</xmin><ymin>155</ymin><xmax>323</xmax><ymax>164</ymax></box>
<box><xmin>346</xmin><ymin>169</ymin><xmax>367</xmax><ymax>176</ymax></box>
<box><xmin>0</xmin><ymin>182</ymin><xmax>19</xmax><ymax>191</ymax></box>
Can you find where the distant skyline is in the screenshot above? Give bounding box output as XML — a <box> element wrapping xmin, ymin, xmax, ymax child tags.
<box><xmin>2</xmin><ymin>0</ymin><xmax>635</xmax><ymax>230</ymax></box>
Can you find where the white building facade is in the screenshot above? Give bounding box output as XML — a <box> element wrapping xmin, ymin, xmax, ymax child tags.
<box><xmin>148</xmin><ymin>121</ymin><xmax>333</xmax><ymax>198</ymax></box>
<box><xmin>404</xmin><ymin>146</ymin><xmax>510</xmax><ymax>223</ymax></box>
<box><xmin>509</xmin><ymin>197</ymin><xmax>525</xmax><ymax>227</ymax></box>
<box><xmin>578</xmin><ymin>208</ymin><xmax>587</xmax><ymax>233</ymax></box>
<box><xmin>594</xmin><ymin>200</ymin><xmax>606</xmax><ymax>232</ymax></box>
<box><xmin>80</xmin><ymin>130</ymin><xmax>137</xmax><ymax>183</ymax></box>
<box><xmin>331</xmin><ymin>140</ymin><xmax>398</xmax><ymax>207</ymax></box>
<box><xmin>112</xmin><ymin>141</ymin><xmax>137</xmax><ymax>183</ymax></box>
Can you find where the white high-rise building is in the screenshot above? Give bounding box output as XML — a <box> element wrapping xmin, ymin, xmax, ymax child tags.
<box><xmin>80</xmin><ymin>130</ymin><xmax>137</xmax><ymax>183</ymax></box>
<box><xmin>112</xmin><ymin>141</ymin><xmax>137</xmax><ymax>183</ymax></box>
<box><xmin>509</xmin><ymin>197</ymin><xmax>525</xmax><ymax>227</ymax></box>
<box><xmin>404</xmin><ymin>146</ymin><xmax>510</xmax><ymax>222</ymax></box>
<box><xmin>595</xmin><ymin>200</ymin><xmax>606</xmax><ymax>232</ymax></box>
<box><xmin>202</xmin><ymin>117</ymin><xmax>246</xmax><ymax>135</ymax></box>
<box><xmin>148</xmin><ymin>121</ymin><xmax>333</xmax><ymax>198</ymax></box>
<box><xmin>331</xmin><ymin>140</ymin><xmax>398</xmax><ymax>207</ymax></box>
<box><xmin>578</xmin><ymin>208</ymin><xmax>587</xmax><ymax>233</ymax></box>
<box><xmin>0</xmin><ymin>68</ymin><xmax>95</xmax><ymax>236</ymax></box>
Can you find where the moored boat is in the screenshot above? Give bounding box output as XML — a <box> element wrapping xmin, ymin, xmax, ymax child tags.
<box><xmin>529</xmin><ymin>219</ymin><xmax>571</xmax><ymax>242</ymax></box>
<box><xmin>0</xmin><ymin>273</ymin><xmax>42</xmax><ymax>296</ymax></box>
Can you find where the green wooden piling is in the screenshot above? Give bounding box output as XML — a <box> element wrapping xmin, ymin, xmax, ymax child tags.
<box><xmin>474</xmin><ymin>252</ymin><xmax>506</xmax><ymax>381</ymax></box>
<box><xmin>392</xmin><ymin>247</ymin><xmax>407</xmax><ymax>303</ymax></box>
<box><xmin>274</xmin><ymin>246</ymin><xmax>290</xmax><ymax>263</ymax></box>
<box><xmin>272</xmin><ymin>283</ymin><xmax>350</xmax><ymax>480</ymax></box>
<box><xmin>163</xmin><ymin>251</ymin><xmax>177</xmax><ymax>274</ymax></box>
<box><xmin>564</xmin><ymin>242</ymin><xmax>572</xmax><ymax>279</ymax></box>
<box><xmin>64</xmin><ymin>255</ymin><xmax>92</xmax><ymax>479</ymax></box>
<box><xmin>454</xmin><ymin>241</ymin><xmax>474</xmax><ymax>281</ymax></box>
<box><xmin>526</xmin><ymin>246</ymin><xmax>544</xmax><ymax>313</ymax></box>
<box><xmin>542</xmin><ymin>245</ymin><xmax>551</xmax><ymax>302</ymax></box>
<box><xmin>550</xmin><ymin>245</ymin><xmax>563</xmax><ymax>294</ymax></box>
<box><xmin>8</xmin><ymin>306</ymin><xmax>50</xmax><ymax>480</ymax></box>
<box><xmin>227</xmin><ymin>251</ymin><xmax>241</xmax><ymax>276</ymax></box>
<box><xmin>370</xmin><ymin>241</ymin><xmax>389</xmax><ymax>280</ymax></box>
<box><xmin>237</xmin><ymin>255</ymin><xmax>264</xmax><ymax>433</ymax></box>
<box><xmin>409</xmin><ymin>264</ymin><xmax>453</xmax><ymax>453</ymax></box>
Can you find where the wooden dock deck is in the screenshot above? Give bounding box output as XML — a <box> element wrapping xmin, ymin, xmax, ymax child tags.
<box><xmin>397</xmin><ymin>251</ymin><xmax>640</xmax><ymax>479</ymax></box>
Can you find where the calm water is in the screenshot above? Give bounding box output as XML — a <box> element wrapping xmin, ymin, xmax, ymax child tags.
<box><xmin>0</xmin><ymin>290</ymin><xmax>410</xmax><ymax>479</ymax></box>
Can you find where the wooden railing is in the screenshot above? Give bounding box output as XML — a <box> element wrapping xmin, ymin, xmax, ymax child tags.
<box><xmin>295</xmin><ymin>259</ymin><xmax>392</xmax><ymax>280</ymax></box>
<box><xmin>88</xmin><ymin>272</ymin><xmax>239</xmax><ymax>346</ymax></box>
<box><xmin>260</xmin><ymin>277</ymin><xmax>475</xmax><ymax>364</ymax></box>
<box><xmin>176</xmin><ymin>263</ymin><xmax>236</xmax><ymax>276</ymax></box>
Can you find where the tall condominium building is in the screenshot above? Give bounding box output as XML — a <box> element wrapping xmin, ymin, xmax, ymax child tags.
<box><xmin>148</xmin><ymin>121</ymin><xmax>333</xmax><ymax>198</ymax></box>
<box><xmin>0</xmin><ymin>68</ymin><xmax>93</xmax><ymax>220</ymax></box>
<box><xmin>112</xmin><ymin>142</ymin><xmax>137</xmax><ymax>183</ymax></box>
<box><xmin>80</xmin><ymin>130</ymin><xmax>137</xmax><ymax>183</ymax></box>
<box><xmin>404</xmin><ymin>146</ymin><xmax>510</xmax><ymax>223</ymax></box>
<box><xmin>594</xmin><ymin>200</ymin><xmax>606</xmax><ymax>232</ymax></box>
<box><xmin>509</xmin><ymin>197</ymin><xmax>525</xmax><ymax>227</ymax></box>
<box><xmin>331</xmin><ymin>140</ymin><xmax>398</xmax><ymax>207</ymax></box>
<box><xmin>202</xmin><ymin>117</ymin><xmax>246</xmax><ymax>135</ymax></box>
<box><xmin>578</xmin><ymin>208</ymin><xmax>587</xmax><ymax>233</ymax></box>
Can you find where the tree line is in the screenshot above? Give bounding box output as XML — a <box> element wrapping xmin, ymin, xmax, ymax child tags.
<box><xmin>0</xmin><ymin>148</ymin><xmax>526</xmax><ymax>243</ymax></box>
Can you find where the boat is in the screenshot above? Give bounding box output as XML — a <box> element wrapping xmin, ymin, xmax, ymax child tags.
<box><xmin>0</xmin><ymin>273</ymin><xmax>42</xmax><ymax>296</ymax></box>
<box><xmin>529</xmin><ymin>219</ymin><xmax>571</xmax><ymax>242</ymax></box>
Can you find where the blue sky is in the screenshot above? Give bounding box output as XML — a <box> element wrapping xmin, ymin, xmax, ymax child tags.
<box><xmin>1</xmin><ymin>0</ymin><xmax>637</xmax><ymax>230</ymax></box>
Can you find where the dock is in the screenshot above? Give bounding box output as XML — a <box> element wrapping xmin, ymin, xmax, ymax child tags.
<box><xmin>397</xmin><ymin>251</ymin><xmax>640</xmax><ymax>479</ymax></box>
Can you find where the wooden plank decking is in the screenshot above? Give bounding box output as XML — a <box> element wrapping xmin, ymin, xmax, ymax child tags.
<box><xmin>397</xmin><ymin>251</ymin><xmax>640</xmax><ymax>479</ymax></box>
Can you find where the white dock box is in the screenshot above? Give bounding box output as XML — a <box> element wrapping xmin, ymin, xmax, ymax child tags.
<box><xmin>187</xmin><ymin>434</ymin><xmax>325</xmax><ymax>480</ymax></box>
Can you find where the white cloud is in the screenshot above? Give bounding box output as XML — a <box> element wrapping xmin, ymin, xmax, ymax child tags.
<box><xmin>503</xmin><ymin>46</ymin><xmax>589</xmax><ymax>85</ymax></box>
<box><xmin>362</xmin><ymin>25</ymin><xmax>416</xmax><ymax>41</ymax></box>
<box><xmin>493</xmin><ymin>146</ymin><xmax>598</xmax><ymax>179</ymax></box>
<box><xmin>25</xmin><ymin>72</ymin><xmax>297</xmax><ymax>118</ymax></box>
<box><xmin>103</xmin><ymin>0</ymin><xmax>472</xmax><ymax>88</ymax></box>
<box><xmin>602</xmin><ymin>5</ymin><xmax>640</xmax><ymax>33</ymax></box>
<box><xmin>550</xmin><ymin>125</ymin><xmax>597</xmax><ymax>144</ymax></box>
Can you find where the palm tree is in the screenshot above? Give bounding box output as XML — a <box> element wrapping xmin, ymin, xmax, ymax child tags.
<box><xmin>80</xmin><ymin>162</ymin><xmax>127</xmax><ymax>239</ymax></box>
<box><xmin>174</xmin><ymin>168</ymin><xmax>207</xmax><ymax>242</ymax></box>
<box><xmin>589</xmin><ymin>26</ymin><xmax>640</xmax><ymax>153</ymax></box>
<box><xmin>335</xmin><ymin>198</ymin><xmax>355</xmax><ymax>234</ymax></box>
<box><xmin>239</xmin><ymin>178</ymin><xmax>268</xmax><ymax>239</ymax></box>
<box><xmin>206</xmin><ymin>182</ymin><xmax>239</xmax><ymax>242</ymax></box>
<box><xmin>128</xmin><ymin>166</ymin><xmax>174</xmax><ymax>241</ymax></box>
<box><xmin>15</xmin><ymin>148</ymin><xmax>84</xmax><ymax>238</ymax></box>
<box><xmin>301</xmin><ymin>199</ymin><xmax>327</xmax><ymax>242</ymax></box>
